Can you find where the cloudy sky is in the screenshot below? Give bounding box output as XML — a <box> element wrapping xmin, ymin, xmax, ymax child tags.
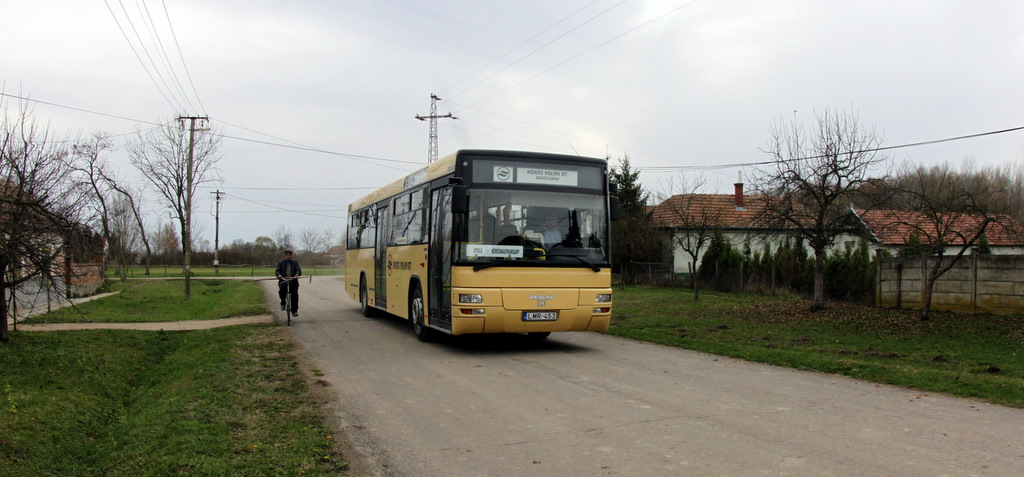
<box><xmin>6</xmin><ymin>1</ymin><xmax>1024</xmax><ymax>247</ymax></box>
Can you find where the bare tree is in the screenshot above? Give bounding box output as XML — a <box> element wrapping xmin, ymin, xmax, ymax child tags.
<box><xmin>126</xmin><ymin>120</ymin><xmax>221</xmax><ymax>298</ymax></box>
<box><xmin>1</xmin><ymin>104</ymin><xmax>92</xmax><ymax>342</ymax></box>
<box><xmin>654</xmin><ymin>173</ymin><xmax>721</xmax><ymax>300</ymax></box>
<box><xmin>299</xmin><ymin>226</ymin><xmax>323</xmax><ymax>255</ymax></box>
<box><xmin>272</xmin><ymin>226</ymin><xmax>294</xmax><ymax>252</ymax></box>
<box><xmin>106</xmin><ymin>181</ymin><xmax>154</xmax><ymax>275</ymax></box>
<box><xmin>70</xmin><ymin>132</ymin><xmax>115</xmax><ymax>271</ymax></box>
<box><xmin>983</xmin><ymin>159</ymin><xmax>1024</xmax><ymax>229</ymax></box>
<box><xmin>107</xmin><ymin>194</ymin><xmax>141</xmax><ymax>281</ymax></box>
<box><xmin>322</xmin><ymin>228</ymin><xmax>336</xmax><ymax>254</ymax></box>
<box><xmin>752</xmin><ymin>108</ymin><xmax>890</xmax><ymax>310</ymax></box>
<box><xmin>887</xmin><ymin>161</ymin><xmax>1011</xmax><ymax>320</ymax></box>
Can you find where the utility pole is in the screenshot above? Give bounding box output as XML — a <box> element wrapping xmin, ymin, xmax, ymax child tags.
<box><xmin>178</xmin><ymin>115</ymin><xmax>209</xmax><ymax>299</ymax></box>
<box><xmin>415</xmin><ymin>94</ymin><xmax>456</xmax><ymax>163</ymax></box>
<box><xmin>212</xmin><ymin>190</ymin><xmax>224</xmax><ymax>276</ymax></box>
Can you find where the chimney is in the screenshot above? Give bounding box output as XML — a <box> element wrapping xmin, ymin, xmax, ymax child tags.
<box><xmin>734</xmin><ymin>183</ymin><xmax>745</xmax><ymax>209</ymax></box>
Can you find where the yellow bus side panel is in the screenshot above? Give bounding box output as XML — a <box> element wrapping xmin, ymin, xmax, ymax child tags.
<box><xmin>383</xmin><ymin>245</ymin><xmax>429</xmax><ymax>320</ymax></box>
<box><xmin>345</xmin><ymin>248</ymin><xmax>376</xmax><ymax>304</ymax></box>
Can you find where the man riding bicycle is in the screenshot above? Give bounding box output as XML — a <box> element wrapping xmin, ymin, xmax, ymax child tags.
<box><xmin>275</xmin><ymin>250</ymin><xmax>302</xmax><ymax>316</ymax></box>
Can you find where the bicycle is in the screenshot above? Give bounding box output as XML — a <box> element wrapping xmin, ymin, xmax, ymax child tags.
<box><xmin>279</xmin><ymin>277</ymin><xmax>298</xmax><ymax>326</ymax></box>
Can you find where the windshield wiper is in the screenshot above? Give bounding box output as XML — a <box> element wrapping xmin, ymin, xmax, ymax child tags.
<box><xmin>567</xmin><ymin>255</ymin><xmax>600</xmax><ymax>272</ymax></box>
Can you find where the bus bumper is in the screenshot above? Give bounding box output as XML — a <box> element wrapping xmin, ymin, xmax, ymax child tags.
<box><xmin>450</xmin><ymin>307</ymin><xmax>611</xmax><ymax>335</ymax></box>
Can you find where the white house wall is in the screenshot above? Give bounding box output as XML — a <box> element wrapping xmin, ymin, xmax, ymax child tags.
<box><xmin>669</xmin><ymin>230</ymin><xmax>866</xmax><ymax>275</ymax></box>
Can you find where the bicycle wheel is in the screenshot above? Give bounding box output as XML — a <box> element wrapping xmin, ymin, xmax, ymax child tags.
<box><xmin>285</xmin><ymin>292</ymin><xmax>292</xmax><ymax>326</ymax></box>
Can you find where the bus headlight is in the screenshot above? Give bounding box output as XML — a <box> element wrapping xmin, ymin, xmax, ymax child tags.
<box><xmin>459</xmin><ymin>294</ymin><xmax>483</xmax><ymax>304</ymax></box>
<box><xmin>595</xmin><ymin>294</ymin><xmax>612</xmax><ymax>303</ymax></box>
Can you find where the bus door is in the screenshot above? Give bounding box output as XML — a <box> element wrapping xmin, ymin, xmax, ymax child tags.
<box><xmin>428</xmin><ymin>187</ymin><xmax>453</xmax><ymax>331</ymax></box>
<box><xmin>374</xmin><ymin>205</ymin><xmax>389</xmax><ymax>311</ymax></box>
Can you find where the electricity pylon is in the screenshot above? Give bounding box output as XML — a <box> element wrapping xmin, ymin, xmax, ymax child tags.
<box><xmin>415</xmin><ymin>94</ymin><xmax>456</xmax><ymax>163</ymax></box>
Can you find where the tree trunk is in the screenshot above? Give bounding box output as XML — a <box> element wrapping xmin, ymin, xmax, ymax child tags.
<box><xmin>920</xmin><ymin>258</ymin><xmax>942</xmax><ymax>321</ymax></box>
<box><xmin>812</xmin><ymin>248</ymin><xmax>826</xmax><ymax>311</ymax></box>
<box><xmin>1</xmin><ymin>261</ymin><xmax>9</xmax><ymax>343</ymax></box>
<box><xmin>689</xmin><ymin>261</ymin><xmax>700</xmax><ymax>301</ymax></box>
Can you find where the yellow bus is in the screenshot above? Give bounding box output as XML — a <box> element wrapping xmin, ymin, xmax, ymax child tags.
<box><xmin>346</xmin><ymin>150</ymin><xmax>617</xmax><ymax>341</ymax></box>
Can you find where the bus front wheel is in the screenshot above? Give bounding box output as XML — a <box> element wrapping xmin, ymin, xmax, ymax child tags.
<box><xmin>360</xmin><ymin>276</ymin><xmax>374</xmax><ymax>318</ymax></box>
<box><xmin>410</xmin><ymin>285</ymin><xmax>432</xmax><ymax>342</ymax></box>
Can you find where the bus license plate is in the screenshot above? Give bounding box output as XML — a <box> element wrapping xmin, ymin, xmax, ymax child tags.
<box><xmin>523</xmin><ymin>311</ymin><xmax>558</xmax><ymax>321</ymax></box>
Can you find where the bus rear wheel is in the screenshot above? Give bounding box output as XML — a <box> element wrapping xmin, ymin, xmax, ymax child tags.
<box><xmin>410</xmin><ymin>285</ymin><xmax>432</xmax><ymax>342</ymax></box>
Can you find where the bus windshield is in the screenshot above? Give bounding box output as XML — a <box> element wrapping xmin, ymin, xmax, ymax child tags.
<box><xmin>460</xmin><ymin>188</ymin><xmax>609</xmax><ymax>267</ymax></box>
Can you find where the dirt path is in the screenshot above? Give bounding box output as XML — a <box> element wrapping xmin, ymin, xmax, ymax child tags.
<box><xmin>14</xmin><ymin>315</ymin><xmax>274</xmax><ymax>331</ymax></box>
<box><xmin>7</xmin><ymin>287</ymin><xmax>275</xmax><ymax>332</ymax></box>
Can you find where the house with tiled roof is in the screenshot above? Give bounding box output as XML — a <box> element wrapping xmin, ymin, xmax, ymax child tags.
<box><xmin>652</xmin><ymin>181</ymin><xmax>1024</xmax><ymax>277</ymax></box>
<box><xmin>853</xmin><ymin>209</ymin><xmax>1024</xmax><ymax>255</ymax></box>
<box><xmin>650</xmin><ymin>183</ymin><xmax>864</xmax><ymax>275</ymax></box>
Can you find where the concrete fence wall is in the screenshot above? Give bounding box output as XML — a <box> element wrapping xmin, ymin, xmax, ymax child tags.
<box><xmin>876</xmin><ymin>254</ymin><xmax>1024</xmax><ymax>315</ymax></box>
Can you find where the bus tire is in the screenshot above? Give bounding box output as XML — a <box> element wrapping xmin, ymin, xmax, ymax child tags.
<box><xmin>360</xmin><ymin>276</ymin><xmax>374</xmax><ymax>318</ymax></box>
<box><xmin>410</xmin><ymin>285</ymin><xmax>432</xmax><ymax>342</ymax></box>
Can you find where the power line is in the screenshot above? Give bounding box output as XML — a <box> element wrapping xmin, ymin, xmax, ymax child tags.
<box><xmin>223</xmin><ymin>192</ymin><xmax>348</xmax><ymax>219</ymax></box>
<box><xmin>460</xmin><ymin>0</ymin><xmax>702</xmax><ymax>110</ymax></box>
<box><xmin>440</xmin><ymin>0</ymin><xmax>602</xmax><ymax>97</ymax></box>
<box><xmin>1</xmin><ymin>92</ymin><xmax>419</xmax><ymax>171</ymax></box>
<box><xmin>138</xmin><ymin>0</ymin><xmax>197</xmax><ymax>113</ymax></box>
<box><xmin>113</xmin><ymin>0</ymin><xmax>188</xmax><ymax>112</ymax></box>
<box><xmin>160</xmin><ymin>0</ymin><xmax>206</xmax><ymax>114</ymax></box>
<box><xmin>103</xmin><ymin>0</ymin><xmax>180</xmax><ymax>112</ymax></box>
<box><xmin>104</xmin><ymin>0</ymin><xmax>205</xmax><ymax>115</ymax></box>
<box><xmin>216</xmin><ymin>132</ymin><xmax>421</xmax><ymax>169</ymax></box>
<box><xmin>637</xmin><ymin>125</ymin><xmax>1024</xmax><ymax>173</ymax></box>
<box><xmin>444</xmin><ymin>0</ymin><xmax>625</xmax><ymax>102</ymax></box>
<box><xmin>0</xmin><ymin>92</ymin><xmax>161</xmax><ymax>125</ymax></box>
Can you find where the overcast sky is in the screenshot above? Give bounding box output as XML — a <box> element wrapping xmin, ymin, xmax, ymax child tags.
<box><xmin>6</xmin><ymin>1</ymin><xmax>1024</xmax><ymax>247</ymax></box>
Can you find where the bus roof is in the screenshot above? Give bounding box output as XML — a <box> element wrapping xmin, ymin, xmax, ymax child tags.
<box><xmin>346</xmin><ymin>150</ymin><xmax>606</xmax><ymax>213</ymax></box>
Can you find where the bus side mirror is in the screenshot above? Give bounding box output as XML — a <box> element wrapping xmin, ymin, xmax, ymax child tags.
<box><xmin>609</xmin><ymin>196</ymin><xmax>619</xmax><ymax>221</ymax></box>
<box><xmin>452</xmin><ymin>185</ymin><xmax>468</xmax><ymax>214</ymax></box>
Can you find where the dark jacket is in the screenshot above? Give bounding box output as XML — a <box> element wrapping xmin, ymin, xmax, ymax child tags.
<box><xmin>275</xmin><ymin>258</ymin><xmax>302</xmax><ymax>279</ymax></box>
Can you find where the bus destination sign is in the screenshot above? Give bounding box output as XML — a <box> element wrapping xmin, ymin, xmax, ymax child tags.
<box><xmin>466</xmin><ymin>244</ymin><xmax>524</xmax><ymax>259</ymax></box>
<box><xmin>492</xmin><ymin>166</ymin><xmax>578</xmax><ymax>187</ymax></box>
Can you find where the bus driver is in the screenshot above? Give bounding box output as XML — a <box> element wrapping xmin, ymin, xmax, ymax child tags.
<box><xmin>541</xmin><ymin>215</ymin><xmax>562</xmax><ymax>250</ymax></box>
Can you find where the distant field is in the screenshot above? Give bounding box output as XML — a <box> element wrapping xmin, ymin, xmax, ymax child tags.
<box><xmin>109</xmin><ymin>265</ymin><xmax>345</xmax><ymax>278</ymax></box>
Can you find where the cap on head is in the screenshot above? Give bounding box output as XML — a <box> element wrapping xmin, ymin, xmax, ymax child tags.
<box><xmin>284</xmin><ymin>250</ymin><xmax>293</xmax><ymax>255</ymax></box>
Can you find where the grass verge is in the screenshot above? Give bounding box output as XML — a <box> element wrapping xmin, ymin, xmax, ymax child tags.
<box><xmin>609</xmin><ymin>286</ymin><xmax>1024</xmax><ymax>408</ymax></box>
<box><xmin>0</xmin><ymin>326</ymin><xmax>347</xmax><ymax>475</ymax></box>
<box><xmin>109</xmin><ymin>265</ymin><xmax>345</xmax><ymax>278</ymax></box>
<box><xmin>25</xmin><ymin>279</ymin><xmax>268</xmax><ymax>324</ymax></box>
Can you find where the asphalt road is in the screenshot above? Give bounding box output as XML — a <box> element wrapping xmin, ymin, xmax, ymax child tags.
<box><xmin>264</xmin><ymin>277</ymin><xmax>1024</xmax><ymax>477</ymax></box>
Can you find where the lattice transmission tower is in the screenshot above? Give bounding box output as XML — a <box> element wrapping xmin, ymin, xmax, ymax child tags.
<box><xmin>415</xmin><ymin>94</ymin><xmax>456</xmax><ymax>163</ymax></box>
